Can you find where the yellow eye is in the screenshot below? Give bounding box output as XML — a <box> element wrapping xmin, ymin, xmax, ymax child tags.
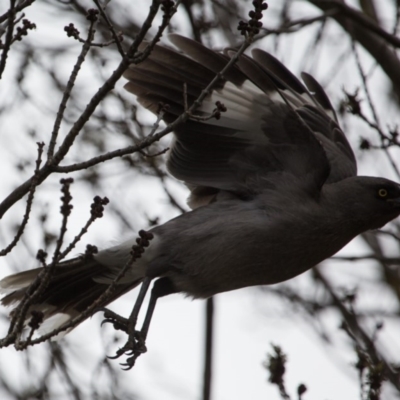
<box><xmin>378</xmin><ymin>188</ymin><xmax>388</xmax><ymax>197</ymax></box>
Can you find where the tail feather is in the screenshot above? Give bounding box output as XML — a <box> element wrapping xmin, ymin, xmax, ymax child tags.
<box><xmin>0</xmin><ymin>268</ymin><xmax>42</xmax><ymax>293</ymax></box>
<box><xmin>0</xmin><ymin>256</ymin><xmax>142</xmax><ymax>333</ymax></box>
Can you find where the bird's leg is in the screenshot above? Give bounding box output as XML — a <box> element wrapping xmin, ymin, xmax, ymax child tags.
<box><xmin>138</xmin><ymin>277</ymin><xmax>176</xmax><ymax>341</ymax></box>
<box><xmin>102</xmin><ymin>276</ymin><xmax>152</xmax><ymax>334</ymax></box>
<box><xmin>105</xmin><ymin>277</ymin><xmax>177</xmax><ymax>369</ymax></box>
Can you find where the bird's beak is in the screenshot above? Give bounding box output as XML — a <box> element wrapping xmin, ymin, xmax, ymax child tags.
<box><xmin>388</xmin><ymin>198</ymin><xmax>400</xmax><ymax>207</ymax></box>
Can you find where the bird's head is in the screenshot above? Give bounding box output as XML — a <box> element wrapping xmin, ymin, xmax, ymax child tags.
<box><xmin>325</xmin><ymin>176</ymin><xmax>400</xmax><ymax>231</ymax></box>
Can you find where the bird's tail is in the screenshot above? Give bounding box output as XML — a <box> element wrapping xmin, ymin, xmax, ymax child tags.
<box><xmin>0</xmin><ymin>257</ymin><xmax>141</xmax><ymax>334</ymax></box>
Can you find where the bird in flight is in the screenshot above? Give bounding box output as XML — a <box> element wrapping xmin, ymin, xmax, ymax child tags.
<box><xmin>2</xmin><ymin>35</ymin><xmax>400</xmax><ymax>368</ymax></box>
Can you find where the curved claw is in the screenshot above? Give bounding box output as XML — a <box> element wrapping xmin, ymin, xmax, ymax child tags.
<box><xmin>107</xmin><ymin>354</ymin><xmax>120</xmax><ymax>360</ymax></box>
<box><xmin>121</xmin><ymin>363</ymin><xmax>134</xmax><ymax>371</ymax></box>
<box><xmin>107</xmin><ymin>338</ymin><xmax>148</xmax><ymax>369</ymax></box>
<box><xmin>101</xmin><ymin>318</ymin><xmax>114</xmax><ymax>327</ymax></box>
<box><xmin>121</xmin><ymin>355</ymin><xmax>138</xmax><ymax>370</ymax></box>
<box><xmin>107</xmin><ymin>346</ymin><xmax>127</xmax><ymax>360</ymax></box>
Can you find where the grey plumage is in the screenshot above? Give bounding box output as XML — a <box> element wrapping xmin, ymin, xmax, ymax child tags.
<box><xmin>2</xmin><ymin>35</ymin><xmax>400</xmax><ymax>334</ymax></box>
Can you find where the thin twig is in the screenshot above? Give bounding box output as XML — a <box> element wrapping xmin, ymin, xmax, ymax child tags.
<box><xmin>47</xmin><ymin>16</ymin><xmax>97</xmax><ymax>160</ymax></box>
<box><xmin>351</xmin><ymin>41</ymin><xmax>380</xmax><ymax>127</ymax></box>
<box><xmin>130</xmin><ymin>0</ymin><xmax>182</xmax><ymax>65</ymax></box>
<box><xmin>52</xmin><ymin>178</ymin><xmax>74</xmax><ymax>264</ymax></box>
<box><xmin>93</xmin><ymin>0</ymin><xmax>125</xmax><ymax>58</ymax></box>
<box><xmin>0</xmin><ymin>0</ymin><xmax>16</xmax><ymax>79</ymax></box>
<box><xmin>0</xmin><ymin>142</ymin><xmax>45</xmax><ymax>256</ymax></box>
<box><xmin>57</xmin><ymin>196</ymin><xmax>109</xmax><ymax>261</ymax></box>
<box><xmin>0</xmin><ymin>0</ymin><xmax>35</xmax><ymax>24</ymax></box>
<box><xmin>148</xmin><ymin>108</ymin><xmax>166</xmax><ymax>136</ymax></box>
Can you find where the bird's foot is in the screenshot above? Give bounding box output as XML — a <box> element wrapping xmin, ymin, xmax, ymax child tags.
<box><xmin>107</xmin><ymin>332</ymin><xmax>147</xmax><ymax>370</ymax></box>
<box><xmin>101</xmin><ymin>308</ymin><xmax>147</xmax><ymax>370</ymax></box>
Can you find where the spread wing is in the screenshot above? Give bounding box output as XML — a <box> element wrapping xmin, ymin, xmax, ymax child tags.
<box><xmin>124</xmin><ymin>35</ymin><xmax>357</xmax><ymax>208</ymax></box>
